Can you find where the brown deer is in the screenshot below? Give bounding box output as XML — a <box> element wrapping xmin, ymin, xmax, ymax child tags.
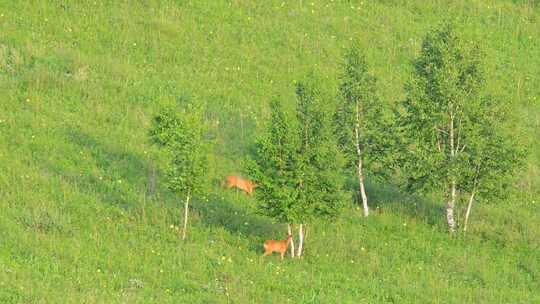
<box><xmin>224</xmin><ymin>175</ymin><xmax>256</xmax><ymax>196</ymax></box>
<box><xmin>263</xmin><ymin>235</ymin><xmax>292</xmax><ymax>260</ymax></box>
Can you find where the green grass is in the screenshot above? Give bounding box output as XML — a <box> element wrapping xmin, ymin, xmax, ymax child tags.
<box><xmin>0</xmin><ymin>0</ymin><xmax>539</xmax><ymax>303</ymax></box>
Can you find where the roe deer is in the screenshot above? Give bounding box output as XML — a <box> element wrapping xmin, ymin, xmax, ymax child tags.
<box><xmin>263</xmin><ymin>235</ymin><xmax>292</xmax><ymax>260</ymax></box>
<box><xmin>224</xmin><ymin>175</ymin><xmax>256</xmax><ymax>196</ymax></box>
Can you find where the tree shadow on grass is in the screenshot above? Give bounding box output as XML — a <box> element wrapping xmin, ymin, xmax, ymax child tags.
<box><xmin>192</xmin><ymin>192</ymin><xmax>281</xmax><ymax>252</ymax></box>
<box><xmin>40</xmin><ymin>129</ymin><xmax>298</xmax><ymax>252</ymax></box>
<box><xmin>67</xmin><ymin>130</ymin><xmax>278</xmax><ymax>241</ymax></box>
<box><xmin>38</xmin><ymin>129</ymin><xmax>169</xmax><ymax>214</ymax></box>
<box><xmin>347</xmin><ymin>176</ymin><xmax>446</xmax><ymax>228</ymax></box>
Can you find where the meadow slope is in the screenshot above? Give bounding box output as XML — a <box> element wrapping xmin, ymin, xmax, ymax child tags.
<box><xmin>0</xmin><ymin>1</ymin><xmax>539</xmax><ymax>303</ymax></box>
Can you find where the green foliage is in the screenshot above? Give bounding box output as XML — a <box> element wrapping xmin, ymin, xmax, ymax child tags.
<box><xmin>398</xmin><ymin>23</ymin><xmax>479</xmax><ymax>193</ymax></box>
<box><xmin>397</xmin><ymin>22</ymin><xmax>526</xmax><ymax>209</ymax></box>
<box><xmin>250</xmin><ymin>79</ymin><xmax>346</xmax><ymax>223</ymax></box>
<box><xmin>461</xmin><ymin>96</ymin><xmax>526</xmax><ymax>202</ymax></box>
<box><xmin>335</xmin><ymin>44</ymin><xmax>392</xmax><ymax>178</ymax></box>
<box><xmin>248</xmin><ymin>99</ymin><xmax>298</xmax><ymax>223</ymax></box>
<box><xmin>149</xmin><ymin>102</ymin><xmax>209</xmax><ymax>198</ymax></box>
<box><xmin>294</xmin><ymin>79</ymin><xmax>347</xmax><ymax>221</ymax></box>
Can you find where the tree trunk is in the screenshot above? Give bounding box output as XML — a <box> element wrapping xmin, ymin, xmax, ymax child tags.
<box><xmin>297</xmin><ymin>224</ymin><xmax>304</xmax><ymax>257</ymax></box>
<box><xmin>447</xmin><ymin>111</ymin><xmax>456</xmax><ymax>233</ymax></box>
<box><xmin>446</xmin><ymin>182</ymin><xmax>456</xmax><ymax>233</ymax></box>
<box><xmin>182</xmin><ymin>191</ymin><xmax>191</xmax><ymax>240</ymax></box>
<box><xmin>357</xmin><ymin>158</ymin><xmax>369</xmax><ymax>217</ymax></box>
<box><xmin>287</xmin><ymin>224</ymin><xmax>295</xmax><ymax>258</ymax></box>
<box><xmin>354</xmin><ymin>102</ymin><xmax>369</xmax><ymax>217</ymax></box>
<box><xmin>463</xmin><ymin>189</ymin><xmax>476</xmax><ymax>233</ymax></box>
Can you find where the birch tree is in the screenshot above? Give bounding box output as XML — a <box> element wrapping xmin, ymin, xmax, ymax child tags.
<box><xmin>398</xmin><ymin>23</ymin><xmax>481</xmax><ymax>232</ymax></box>
<box><xmin>294</xmin><ymin>80</ymin><xmax>346</xmax><ymax>256</ymax></box>
<box><xmin>149</xmin><ymin>102</ymin><xmax>209</xmax><ymax>240</ymax></box>
<box><xmin>460</xmin><ymin>98</ymin><xmax>524</xmax><ymax>232</ymax></box>
<box><xmin>397</xmin><ymin>23</ymin><xmax>524</xmax><ymax>232</ymax></box>
<box><xmin>248</xmin><ymin>99</ymin><xmax>299</xmax><ymax>257</ymax></box>
<box><xmin>335</xmin><ymin>46</ymin><xmax>388</xmax><ymax>217</ymax></box>
<box><xmin>249</xmin><ymin>80</ymin><xmax>346</xmax><ymax>258</ymax></box>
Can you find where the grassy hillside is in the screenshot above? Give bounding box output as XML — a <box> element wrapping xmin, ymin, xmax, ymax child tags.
<box><xmin>1</xmin><ymin>1</ymin><xmax>539</xmax><ymax>303</ymax></box>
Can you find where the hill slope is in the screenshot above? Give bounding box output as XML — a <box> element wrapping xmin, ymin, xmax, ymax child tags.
<box><xmin>1</xmin><ymin>1</ymin><xmax>539</xmax><ymax>303</ymax></box>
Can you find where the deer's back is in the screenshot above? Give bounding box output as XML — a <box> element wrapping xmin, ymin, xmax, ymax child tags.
<box><xmin>264</xmin><ymin>240</ymin><xmax>287</xmax><ymax>252</ymax></box>
<box><xmin>226</xmin><ymin>176</ymin><xmax>253</xmax><ymax>190</ymax></box>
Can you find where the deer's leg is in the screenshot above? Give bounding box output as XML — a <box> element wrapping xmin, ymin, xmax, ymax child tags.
<box><xmin>241</xmin><ymin>187</ymin><xmax>248</xmax><ymax>195</ymax></box>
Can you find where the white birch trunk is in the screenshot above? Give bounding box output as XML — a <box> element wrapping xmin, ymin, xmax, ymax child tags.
<box><xmin>297</xmin><ymin>224</ymin><xmax>304</xmax><ymax>257</ymax></box>
<box><xmin>447</xmin><ymin>182</ymin><xmax>456</xmax><ymax>233</ymax></box>
<box><xmin>287</xmin><ymin>224</ymin><xmax>295</xmax><ymax>258</ymax></box>
<box><xmin>182</xmin><ymin>192</ymin><xmax>191</xmax><ymax>240</ymax></box>
<box><xmin>357</xmin><ymin>158</ymin><xmax>369</xmax><ymax>217</ymax></box>
<box><xmin>355</xmin><ymin>102</ymin><xmax>369</xmax><ymax>217</ymax></box>
<box><xmin>447</xmin><ymin>111</ymin><xmax>457</xmax><ymax>233</ymax></box>
<box><xmin>463</xmin><ymin>189</ymin><xmax>476</xmax><ymax>233</ymax></box>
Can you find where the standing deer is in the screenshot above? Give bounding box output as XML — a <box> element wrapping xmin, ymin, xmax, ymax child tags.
<box><xmin>224</xmin><ymin>175</ymin><xmax>257</xmax><ymax>196</ymax></box>
<box><xmin>263</xmin><ymin>235</ymin><xmax>292</xmax><ymax>260</ymax></box>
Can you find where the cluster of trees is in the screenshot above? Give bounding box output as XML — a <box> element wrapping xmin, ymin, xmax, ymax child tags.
<box><xmin>149</xmin><ymin>23</ymin><xmax>524</xmax><ymax>248</ymax></box>
<box><xmin>247</xmin><ymin>82</ymin><xmax>346</xmax><ymax>257</ymax></box>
